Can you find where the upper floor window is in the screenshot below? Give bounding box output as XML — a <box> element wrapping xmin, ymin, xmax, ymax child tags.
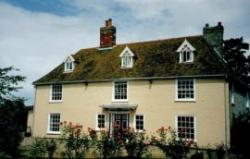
<box><xmin>176</xmin><ymin>39</ymin><xmax>195</xmax><ymax>63</ymax></box>
<box><xmin>50</xmin><ymin>84</ymin><xmax>62</xmax><ymax>102</ymax></box>
<box><xmin>113</xmin><ymin>81</ymin><xmax>128</xmax><ymax>101</ymax></box>
<box><xmin>119</xmin><ymin>46</ymin><xmax>134</xmax><ymax>69</ymax></box>
<box><xmin>64</xmin><ymin>55</ymin><xmax>75</xmax><ymax>73</ymax></box>
<box><xmin>176</xmin><ymin>79</ymin><xmax>195</xmax><ymax>101</ymax></box>
<box><xmin>47</xmin><ymin>113</ymin><xmax>61</xmax><ymax>134</ymax></box>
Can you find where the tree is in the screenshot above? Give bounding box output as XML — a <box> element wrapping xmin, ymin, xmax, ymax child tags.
<box><xmin>231</xmin><ymin>110</ymin><xmax>250</xmax><ymax>159</ymax></box>
<box><xmin>223</xmin><ymin>37</ymin><xmax>249</xmax><ymax>82</ymax></box>
<box><xmin>0</xmin><ymin>66</ymin><xmax>26</xmax><ymax>157</ymax></box>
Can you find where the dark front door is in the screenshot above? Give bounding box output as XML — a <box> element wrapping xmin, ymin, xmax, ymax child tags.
<box><xmin>112</xmin><ymin>113</ymin><xmax>129</xmax><ymax>137</ymax></box>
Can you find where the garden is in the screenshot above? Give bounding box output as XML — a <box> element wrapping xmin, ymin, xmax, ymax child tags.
<box><xmin>19</xmin><ymin>122</ymin><xmax>230</xmax><ymax>159</ymax></box>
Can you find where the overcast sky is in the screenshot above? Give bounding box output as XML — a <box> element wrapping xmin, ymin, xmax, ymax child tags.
<box><xmin>0</xmin><ymin>0</ymin><xmax>250</xmax><ymax>105</ymax></box>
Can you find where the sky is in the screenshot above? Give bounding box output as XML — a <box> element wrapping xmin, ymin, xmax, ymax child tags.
<box><xmin>0</xmin><ymin>0</ymin><xmax>250</xmax><ymax>105</ymax></box>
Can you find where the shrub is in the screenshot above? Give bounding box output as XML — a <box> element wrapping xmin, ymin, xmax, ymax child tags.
<box><xmin>28</xmin><ymin>138</ymin><xmax>47</xmax><ymax>159</ymax></box>
<box><xmin>61</xmin><ymin>121</ymin><xmax>90</xmax><ymax>158</ymax></box>
<box><xmin>151</xmin><ymin>126</ymin><xmax>193</xmax><ymax>159</ymax></box>
<box><xmin>96</xmin><ymin>130</ymin><xmax>118</xmax><ymax>158</ymax></box>
<box><xmin>46</xmin><ymin>139</ymin><xmax>57</xmax><ymax>159</ymax></box>
<box><xmin>123</xmin><ymin>128</ymin><xmax>149</xmax><ymax>158</ymax></box>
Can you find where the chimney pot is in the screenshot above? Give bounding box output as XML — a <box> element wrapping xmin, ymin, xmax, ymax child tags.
<box><xmin>218</xmin><ymin>21</ymin><xmax>222</xmax><ymax>26</ymax></box>
<box><xmin>205</xmin><ymin>23</ymin><xmax>209</xmax><ymax>27</ymax></box>
<box><xmin>105</xmin><ymin>20</ymin><xmax>108</xmax><ymax>27</ymax></box>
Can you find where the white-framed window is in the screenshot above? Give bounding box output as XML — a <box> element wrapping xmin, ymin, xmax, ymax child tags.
<box><xmin>135</xmin><ymin>115</ymin><xmax>144</xmax><ymax>131</ymax></box>
<box><xmin>50</xmin><ymin>84</ymin><xmax>62</xmax><ymax>102</ymax></box>
<box><xmin>113</xmin><ymin>81</ymin><xmax>128</xmax><ymax>101</ymax></box>
<box><xmin>176</xmin><ymin>39</ymin><xmax>195</xmax><ymax>63</ymax></box>
<box><xmin>180</xmin><ymin>49</ymin><xmax>193</xmax><ymax>63</ymax></box>
<box><xmin>64</xmin><ymin>55</ymin><xmax>75</xmax><ymax>73</ymax></box>
<box><xmin>176</xmin><ymin>79</ymin><xmax>195</xmax><ymax>101</ymax></box>
<box><xmin>176</xmin><ymin>115</ymin><xmax>196</xmax><ymax>141</ymax></box>
<box><xmin>121</xmin><ymin>52</ymin><xmax>133</xmax><ymax>68</ymax></box>
<box><xmin>96</xmin><ymin>114</ymin><xmax>105</xmax><ymax>130</ymax></box>
<box><xmin>119</xmin><ymin>46</ymin><xmax>134</xmax><ymax>69</ymax></box>
<box><xmin>47</xmin><ymin>113</ymin><xmax>61</xmax><ymax>134</ymax></box>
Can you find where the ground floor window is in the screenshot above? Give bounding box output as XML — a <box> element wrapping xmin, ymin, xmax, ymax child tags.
<box><xmin>176</xmin><ymin>115</ymin><xmax>195</xmax><ymax>140</ymax></box>
<box><xmin>135</xmin><ymin>115</ymin><xmax>144</xmax><ymax>131</ymax></box>
<box><xmin>48</xmin><ymin>113</ymin><xmax>60</xmax><ymax>134</ymax></box>
<box><xmin>97</xmin><ymin>114</ymin><xmax>105</xmax><ymax>129</ymax></box>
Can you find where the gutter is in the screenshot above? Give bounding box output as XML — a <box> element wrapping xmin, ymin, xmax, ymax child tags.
<box><xmin>33</xmin><ymin>74</ymin><xmax>226</xmax><ymax>86</ymax></box>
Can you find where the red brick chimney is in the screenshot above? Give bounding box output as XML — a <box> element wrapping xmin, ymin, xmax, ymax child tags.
<box><xmin>100</xmin><ymin>18</ymin><xmax>116</xmax><ymax>48</ymax></box>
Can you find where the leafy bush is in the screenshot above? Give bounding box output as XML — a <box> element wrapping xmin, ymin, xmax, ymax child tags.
<box><xmin>46</xmin><ymin>139</ymin><xmax>57</xmax><ymax>159</ymax></box>
<box><xmin>123</xmin><ymin>128</ymin><xmax>149</xmax><ymax>158</ymax></box>
<box><xmin>61</xmin><ymin>121</ymin><xmax>90</xmax><ymax>158</ymax></box>
<box><xmin>96</xmin><ymin>130</ymin><xmax>118</xmax><ymax>158</ymax></box>
<box><xmin>151</xmin><ymin>126</ymin><xmax>193</xmax><ymax>159</ymax></box>
<box><xmin>0</xmin><ymin>99</ymin><xmax>27</xmax><ymax>157</ymax></box>
<box><xmin>28</xmin><ymin>138</ymin><xmax>47</xmax><ymax>158</ymax></box>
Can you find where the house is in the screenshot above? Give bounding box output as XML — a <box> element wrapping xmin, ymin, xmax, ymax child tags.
<box><xmin>31</xmin><ymin>19</ymin><xmax>249</xmax><ymax>148</ymax></box>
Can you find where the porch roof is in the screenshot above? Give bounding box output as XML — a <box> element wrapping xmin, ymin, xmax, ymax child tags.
<box><xmin>100</xmin><ymin>103</ymin><xmax>138</xmax><ymax>111</ymax></box>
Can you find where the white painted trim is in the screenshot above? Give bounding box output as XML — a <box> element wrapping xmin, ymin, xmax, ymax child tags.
<box><xmin>49</xmin><ymin>84</ymin><xmax>63</xmax><ymax>103</ymax></box>
<box><xmin>175</xmin><ymin>79</ymin><xmax>196</xmax><ymax>102</ymax></box>
<box><xmin>110</xmin><ymin>112</ymin><xmax>129</xmax><ymax>134</ymax></box>
<box><xmin>47</xmin><ymin>113</ymin><xmax>61</xmax><ymax>135</ymax></box>
<box><xmin>134</xmin><ymin>114</ymin><xmax>145</xmax><ymax>132</ymax></box>
<box><xmin>119</xmin><ymin>46</ymin><xmax>135</xmax><ymax>69</ymax></box>
<box><xmin>175</xmin><ymin>114</ymin><xmax>197</xmax><ymax>142</ymax></box>
<box><xmin>64</xmin><ymin>55</ymin><xmax>75</xmax><ymax>73</ymax></box>
<box><xmin>112</xmin><ymin>81</ymin><xmax>129</xmax><ymax>102</ymax></box>
<box><xmin>119</xmin><ymin>46</ymin><xmax>135</xmax><ymax>57</ymax></box>
<box><xmin>176</xmin><ymin>39</ymin><xmax>196</xmax><ymax>52</ymax></box>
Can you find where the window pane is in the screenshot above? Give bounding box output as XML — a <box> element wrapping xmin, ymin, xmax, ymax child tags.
<box><xmin>177</xmin><ymin>116</ymin><xmax>195</xmax><ymax>140</ymax></box>
<box><xmin>49</xmin><ymin>113</ymin><xmax>60</xmax><ymax>132</ymax></box>
<box><xmin>135</xmin><ymin>115</ymin><xmax>144</xmax><ymax>130</ymax></box>
<box><xmin>114</xmin><ymin>81</ymin><xmax>127</xmax><ymax>100</ymax></box>
<box><xmin>177</xmin><ymin>79</ymin><xmax>194</xmax><ymax>100</ymax></box>
<box><xmin>97</xmin><ymin>114</ymin><xmax>105</xmax><ymax>128</ymax></box>
<box><xmin>51</xmin><ymin>85</ymin><xmax>62</xmax><ymax>101</ymax></box>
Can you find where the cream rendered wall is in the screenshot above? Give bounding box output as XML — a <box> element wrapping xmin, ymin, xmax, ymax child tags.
<box><xmin>33</xmin><ymin>79</ymin><xmax>228</xmax><ymax>147</ymax></box>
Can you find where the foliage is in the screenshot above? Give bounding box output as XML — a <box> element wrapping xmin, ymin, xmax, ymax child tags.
<box><xmin>28</xmin><ymin>138</ymin><xmax>47</xmax><ymax>158</ymax></box>
<box><xmin>123</xmin><ymin>128</ymin><xmax>150</xmax><ymax>158</ymax></box>
<box><xmin>46</xmin><ymin>139</ymin><xmax>57</xmax><ymax>159</ymax></box>
<box><xmin>0</xmin><ymin>66</ymin><xmax>25</xmax><ymax>101</ymax></box>
<box><xmin>231</xmin><ymin>110</ymin><xmax>250</xmax><ymax>159</ymax></box>
<box><xmin>223</xmin><ymin>38</ymin><xmax>249</xmax><ymax>82</ymax></box>
<box><xmin>151</xmin><ymin>126</ymin><xmax>193</xmax><ymax>159</ymax></box>
<box><xmin>0</xmin><ymin>66</ymin><xmax>26</xmax><ymax>157</ymax></box>
<box><xmin>61</xmin><ymin>121</ymin><xmax>90</xmax><ymax>159</ymax></box>
<box><xmin>0</xmin><ymin>99</ymin><xmax>27</xmax><ymax>157</ymax></box>
<box><xmin>96</xmin><ymin>130</ymin><xmax>119</xmax><ymax>158</ymax></box>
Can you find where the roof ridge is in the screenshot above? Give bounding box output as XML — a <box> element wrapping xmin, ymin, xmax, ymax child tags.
<box><xmin>75</xmin><ymin>35</ymin><xmax>203</xmax><ymax>53</ymax></box>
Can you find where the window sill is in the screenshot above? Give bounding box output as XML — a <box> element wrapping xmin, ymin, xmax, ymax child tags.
<box><xmin>112</xmin><ymin>99</ymin><xmax>128</xmax><ymax>103</ymax></box>
<box><xmin>175</xmin><ymin>99</ymin><xmax>196</xmax><ymax>102</ymax></box>
<box><xmin>47</xmin><ymin>131</ymin><xmax>61</xmax><ymax>135</ymax></box>
<box><xmin>64</xmin><ymin>70</ymin><xmax>73</xmax><ymax>73</ymax></box>
<box><xmin>49</xmin><ymin>100</ymin><xmax>63</xmax><ymax>103</ymax></box>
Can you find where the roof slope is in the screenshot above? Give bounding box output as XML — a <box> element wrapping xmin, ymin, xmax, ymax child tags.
<box><xmin>34</xmin><ymin>35</ymin><xmax>225</xmax><ymax>85</ymax></box>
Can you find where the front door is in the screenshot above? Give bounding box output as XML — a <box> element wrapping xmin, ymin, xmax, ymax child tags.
<box><xmin>112</xmin><ymin>113</ymin><xmax>129</xmax><ymax>137</ymax></box>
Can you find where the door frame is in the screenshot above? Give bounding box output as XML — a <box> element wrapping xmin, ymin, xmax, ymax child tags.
<box><xmin>109</xmin><ymin>111</ymin><xmax>129</xmax><ymax>135</ymax></box>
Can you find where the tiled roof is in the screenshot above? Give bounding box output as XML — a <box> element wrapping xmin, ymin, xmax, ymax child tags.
<box><xmin>33</xmin><ymin>35</ymin><xmax>225</xmax><ymax>85</ymax></box>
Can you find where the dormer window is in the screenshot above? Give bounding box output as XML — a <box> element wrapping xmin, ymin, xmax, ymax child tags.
<box><xmin>177</xmin><ymin>39</ymin><xmax>195</xmax><ymax>63</ymax></box>
<box><xmin>119</xmin><ymin>46</ymin><xmax>134</xmax><ymax>69</ymax></box>
<box><xmin>64</xmin><ymin>55</ymin><xmax>75</xmax><ymax>73</ymax></box>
